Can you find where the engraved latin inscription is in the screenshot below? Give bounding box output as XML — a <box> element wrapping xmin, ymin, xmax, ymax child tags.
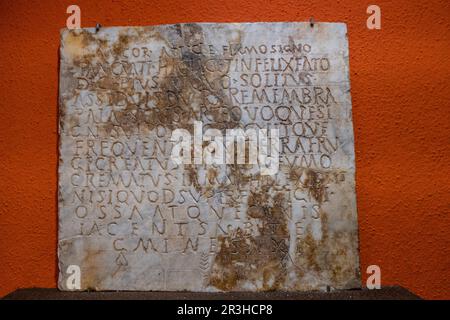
<box><xmin>58</xmin><ymin>23</ymin><xmax>360</xmax><ymax>291</ymax></box>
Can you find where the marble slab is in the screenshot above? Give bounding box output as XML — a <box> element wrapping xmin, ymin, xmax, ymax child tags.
<box><xmin>58</xmin><ymin>22</ymin><xmax>360</xmax><ymax>291</ymax></box>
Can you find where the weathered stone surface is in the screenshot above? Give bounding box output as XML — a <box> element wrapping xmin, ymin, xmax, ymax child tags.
<box><xmin>58</xmin><ymin>22</ymin><xmax>360</xmax><ymax>291</ymax></box>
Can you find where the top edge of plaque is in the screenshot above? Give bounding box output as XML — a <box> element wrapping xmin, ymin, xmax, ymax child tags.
<box><xmin>59</xmin><ymin>21</ymin><xmax>348</xmax><ymax>37</ymax></box>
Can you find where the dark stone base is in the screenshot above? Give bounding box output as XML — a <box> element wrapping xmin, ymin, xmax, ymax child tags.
<box><xmin>2</xmin><ymin>286</ymin><xmax>421</xmax><ymax>300</ymax></box>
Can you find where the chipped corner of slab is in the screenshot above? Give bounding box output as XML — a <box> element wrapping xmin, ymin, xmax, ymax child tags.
<box><xmin>58</xmin><ymin>22</ymin><xmax>361</xmax><ymax>292</ymax></box>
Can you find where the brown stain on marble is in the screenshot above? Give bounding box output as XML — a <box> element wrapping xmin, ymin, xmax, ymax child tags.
<box><xmin>289</xmin><ymin>167</ymin><xmax>348</xmax><ymax>204</ymax></box>
<box><xmin>62</xmin><ymin>24</ymin><xmax>241</xmax><ymax>151</ymax></box>
<box><xmin>81</xmin><ymin>247</ymin><xmax>104</xmax><ymax>290</ymax></box>
<box><xmin>286</xmin><ymin>165</ymin><xmax>359</xmax><ymax>289</ymax></box>
<box><xmin>303</xmin><ymin>169</ymin><xmax>328</xmax><ymax>204</ymax></box>
<box><xmin>295</xmin><ymin>207</ymin><xmax>359</xmax><ymax>289</ymax></box>
<box><xmin>209</xmin><ymin>187</ymin><xmax>290</xmax><ymax>291</ymax></box>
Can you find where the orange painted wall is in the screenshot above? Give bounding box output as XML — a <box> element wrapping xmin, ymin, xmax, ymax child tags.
<box><xmin>0</xmin><ymin>0</ymin><xmax>449</xmax><ymax>299</ymax></box>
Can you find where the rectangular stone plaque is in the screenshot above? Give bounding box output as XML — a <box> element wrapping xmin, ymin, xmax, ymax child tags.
<box><xmin>58</xmin><ymin>22</ymin><xmax>360</xmax><ymax>291</ymax></box>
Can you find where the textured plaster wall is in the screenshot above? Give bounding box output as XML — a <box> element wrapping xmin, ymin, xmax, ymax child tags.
<box><xmin>0</xmin><ymin>0</ymin><xmax>449</xmax><ymax>299</ymax></box>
